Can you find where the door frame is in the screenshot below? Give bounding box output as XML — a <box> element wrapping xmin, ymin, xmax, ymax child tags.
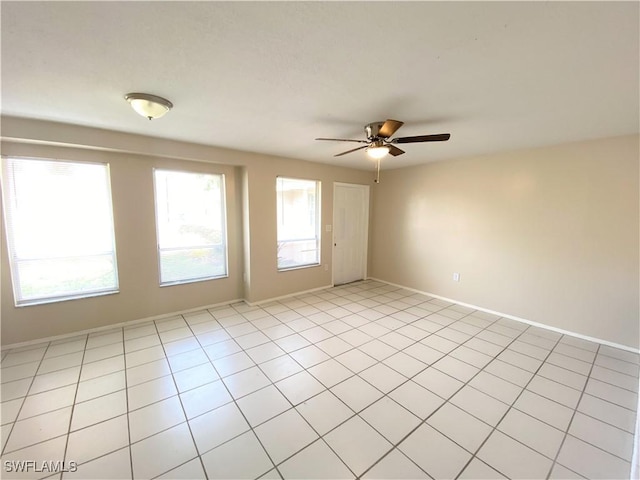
<box><xmin>332</xmin><ymin>182</ymin><xmax>370</xmax><ymax>286</ymax></box>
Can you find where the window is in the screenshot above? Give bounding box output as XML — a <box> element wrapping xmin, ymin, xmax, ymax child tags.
<box><xmin>1</xmin><ymin>157</ymin><xmax>119</xmax><ymax>306</ymax></box>
<box><xmin>277</xmin><ymin>177</ymin><xmax>320</xmax><ymax>270</ymax></box>
<box><xmin>154</xmin><ymin>169</ymin><xmax>227</xmax><ymax>285</ymax></box>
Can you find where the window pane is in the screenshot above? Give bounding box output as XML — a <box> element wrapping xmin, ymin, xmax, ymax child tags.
<box><xmin>277</xmin><ymin>177</ymin><xmax>320</xmax><ymax>270</ymax></box>
<box><xmin>154</xmin><ymin>170</ymin><xmax>227</xmax><ymax>284</ymax></box>
<box><xmin>1</xmin><ymin>157</ymin><xmax>119</xmax><ymax>305</ymax></box>
<box><xmin>17</xmin><ymin>255</ymin><xmax>118</xmax><ymax>301</ymax></box>
<box><xmin>159</xmin><ymin>247</ymin><xmax>226</xmax><ymax>284</ymax></box>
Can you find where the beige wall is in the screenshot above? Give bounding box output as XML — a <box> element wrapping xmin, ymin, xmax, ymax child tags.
<box><xmin>370</xmin><ymin>135</ymin><xmax>640</xmax><ymax>349</ymax></box>
<box><xmin>3</xmin><ymin>117</ymin><xmax>637</xmax><ymax>349</ymax></box>
<box><xmin>1</xmin><ymin>117</ymin><xmax>373</xmax><ymax>345</ymax></box>
<box><xmin>242</xmin><ymin>159</ymin><xmax>372</xmax><ymax>302</ymax></box>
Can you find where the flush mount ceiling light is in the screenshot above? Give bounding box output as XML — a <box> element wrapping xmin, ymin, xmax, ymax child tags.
<box><xmin>125</xmin><ymin>93</ymin><xmax>173</xmax><ymax>120</ymax></box>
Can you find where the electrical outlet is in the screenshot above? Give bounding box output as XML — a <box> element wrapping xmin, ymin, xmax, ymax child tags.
<box><xmin>453</xmin><ymin>272</ymin><xmax>460</xmax><ymax>282</ymax></box>
<box><xmin>324</xmin><ymin>264</ymin><xmax>329</xmax><ymax>271</ymax></box>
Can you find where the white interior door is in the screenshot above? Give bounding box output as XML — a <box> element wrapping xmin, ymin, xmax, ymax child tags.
<box><xmin>333</xmin><ymin>183</ymin><xmax>369</xmax><ymax>285</ymax></box>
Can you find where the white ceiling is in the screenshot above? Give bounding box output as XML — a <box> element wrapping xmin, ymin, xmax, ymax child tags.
<box><xmin>2</xmin><ymin>2</ymin><xmax>638</xmax><ymax>170</ymax></box>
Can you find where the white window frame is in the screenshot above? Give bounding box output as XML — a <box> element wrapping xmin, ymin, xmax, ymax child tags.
<box><xmin>276</xmin><ymin>176</ymin><xmax>321</xmax><ymax>271</ymax></box>
<box><xmin>1</xmin><ymin>156</ymin><xmax>119</xmax><ymax>306</ymax></box>
<box><xmin>153</xmin><ymin>169</ymin><xmax>228</xmax><ymax>286</ymax></box>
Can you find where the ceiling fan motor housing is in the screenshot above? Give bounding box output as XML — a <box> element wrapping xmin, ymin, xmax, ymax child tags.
<box><xmin>365</xmin><ymin>122</ymin><xmax>386</xmax><ymax>140</ymax></box>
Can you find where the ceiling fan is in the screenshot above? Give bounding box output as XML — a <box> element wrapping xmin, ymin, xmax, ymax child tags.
<box><xmin>315</xmin><ymin>119</ymin><xmax>450</xmax><ymax>182</ymax></box>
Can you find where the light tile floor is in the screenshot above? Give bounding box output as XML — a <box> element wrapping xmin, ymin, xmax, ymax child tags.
<box><xmin>1</xmin><ymin>280</ymin><xmax>638</xmax><ymax>479</ymax></box>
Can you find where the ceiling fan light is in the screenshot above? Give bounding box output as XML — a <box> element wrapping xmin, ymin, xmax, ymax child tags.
<box><xmin>367</xmin><ymin>145</ymin><xmax>390</xmax><ymax>159</ymax></box>
<box><xmin>125</xmin><ymin>93</ymin><xmax>173</xmax><ymax>120</ymax></box>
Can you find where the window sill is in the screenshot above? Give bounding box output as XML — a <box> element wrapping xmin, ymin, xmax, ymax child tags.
<box><xmin>15</xmin><ymin>289</ymin><xmax>119</xmax><ymax>307</ymax></box>
<box><xmin>278</xmin><ymin>263</ymin><xmax>321</xmax><ymax>273</ymax></box>
<box><xmin>159</xmin><ymin>273</ymin><xmax>229</xmax><ymax>287</ymax></box>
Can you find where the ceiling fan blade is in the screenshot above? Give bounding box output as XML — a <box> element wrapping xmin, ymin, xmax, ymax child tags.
<box><xmin>393</xmin><ymin>133</ymin><xmax>451</xmax><ymax>144</ymax></box>
<box><xmin>334</xmin><ymin>145</ymin><xmax>368</xmax><ymax>157</ymax></box>
<box><xmin>316</xmin><ymin>137</ymin><xmax>368</xmax><ymax>143</ymax></box>
<box><xmin>388</xmin><ymin>145</ymin><xmax>405</xmax><ymax>156</ymax></box>
<box><xmin>378</xmin><ymin>119</ymin><xmax>404</xmax><ymax>138</ymax></box>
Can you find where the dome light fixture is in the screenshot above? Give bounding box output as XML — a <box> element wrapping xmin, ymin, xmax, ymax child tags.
<box><xmin>366</xmin><ymin>141</ymin><xmax>390</xmax><ymax>160</ymax></box>
<box><xmin>125</xmin><ymin>93</ymin><xmax>173</xmax><ymax>120</ymax></box>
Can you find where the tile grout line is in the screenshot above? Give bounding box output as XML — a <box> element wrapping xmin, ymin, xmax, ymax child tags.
<box><xmin>207</xmin><ymin>283</ymin><xmax>443</xmax><ymax>478</ymax></box>
<box><xmin>59</xmin><ymin>333</ymin><xmax>91</xmax><ymax>479</ymax></box>
<box><xmin>2</xmin><ymin>280</ymin><xmax>638</xmax><ymax>479</ymax></box>
<box><xmin>182</xmin><ymin>312</ymin><xmax>287</xmax><ymax>480</ymax></box>
<box><xmin>356</xmin><ymin>309</ymin><xmax>511</xmax><ymax>479</ymax></box>
<box><xmin>98</xmin><ymin>297</ymin><xmax>640</xmax><ymax>364</ymax></box>
<box><xmin>0</xmin><ymin>293</ymin><xmax>615</xmax><ymax>398</ymax></box>
<box><xmin>233</xmin><ymin>296</ymin><xmax>640</xmax><ymax>434</ymax></box>
<box><xmin>467</xmin><ymin>336</ymin><xmax>634</xmax><ymax>477</ymax></box>
<box><xmin>224</xmin><ymin>291</ymin><xmax>410</xmax><ymax>478</ymax></box>
<box><xmin>149</xmin><ymin>318</ymin><xmax>211</xmax><ymax>480</ymax></box>
<box><xmin>509</xmin><ymin>381</ymin><xmax>635</xmax><ymax>436</ymax></box>
<box><xmin>13</xmin><ymin>312</ymin><xmax>620</xmax><ymax>480</ymax></box>
<box><xmin>570</xmin><ymin>390</ymin><xmax>639</xmax><ymax>429</ymax></box>
<box><xmin>452</xmin><ymin>330</ymin><xmax>566</xmax><ymax>480</ymax></box>
<box><xmin>55</xmin><ymin>287</ymin><xmax>537</xmax><ymax>409</ymax></box>
<box><xmin>120</xmin><ymin>326</ymin><xmax>135</xmax><ymax>480</ymax></box>
<box><xmin>174</xmin><ymin>284</ymin><xmax>624</xmax><ymax>480</ymax></box>
<box><xmin>1</xmin><ymin>340</ymin><xmax>53</xmax><ymax>457</ymax></box>
<box><xmin>11</xmin><ymin>284</ymin><xmax>640</xmax><ymax>474</ymax></box>
<box><xmin>546</xmin><ymin>342</ymin><xmax>604</xmax><ymax>478</ymax></box>
<box><xmin>2</xmin><ymin>281</ymin><xmax>637</xmax><ymax>364</ymax></box>
<box><xmin>170</xmin><ymin>283</ymin><xmax>565</xmax><ymax>479</ymax></box>
<box><xmin>6</xmin><ymin>318</ymin><xmax>627</xmax><ymax>377</ymax></box>
<box><xmin>42</xmin><ymin>332</ymin><xmax>131</xmax><ymax>479</ymax></box>
<box><xmin>178</xmin><ymin>312</ymin><xmax>359</xmax><ymax>476</ymax></box>
<box><xmin>267</xmin><ymin>283</ymin><xmax>450</xmax><ymax>479</ymax></box>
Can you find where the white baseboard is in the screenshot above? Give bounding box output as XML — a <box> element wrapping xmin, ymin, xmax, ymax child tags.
<box><xmin>2</xmin><ymin>284</ymin><xmax>335</xmax><ymax>350</ymax></box>
<box><xmin>4</xmin><ymin>278</ymin><xmax>638</xmax><ymax>356</ymax></box>
<box><xmin>3</xmin><ymin>284</ymin><xmax>337</xmax><ymax>350</ymax></box>
<box><xmin>368</xmin><ymin>277</ymin><xmax>640</xmax><ymax>354</ymax></box>
<box><xmin>1</xmin><ymin>298</ymin><xmax>243</xmax><ymax>351</ymax></box>
<box><xmin>245</xmin><ymin>284</ymin><xmax>333</xmax><ymax>307</ymax></box>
